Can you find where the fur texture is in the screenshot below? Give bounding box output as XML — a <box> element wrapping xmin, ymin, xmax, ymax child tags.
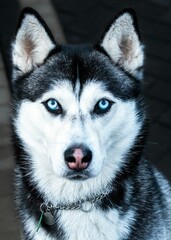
<box><xmin>11</xmin><ymin>7</ymin><xmax>171</xmax><ymax>240</ymax></box>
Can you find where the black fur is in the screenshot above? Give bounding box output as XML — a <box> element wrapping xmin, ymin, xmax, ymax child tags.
<box><xmin>12</xmin><ymin>45</ymin><xmax>140</xmax><ymax>102</ymax></box>
<box><xmin>11</xmin><ymin>7</ymin><xmax>171</xmax><ymax>240</ymax></box>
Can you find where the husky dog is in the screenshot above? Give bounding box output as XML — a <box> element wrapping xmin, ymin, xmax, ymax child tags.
<box><xmin>11</xmin><ymin>7</ymin><xmax>171</xmax><ymax>240</ymax></box>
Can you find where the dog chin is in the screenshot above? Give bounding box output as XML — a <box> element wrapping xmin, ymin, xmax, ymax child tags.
<box><xmin>64</xmin><ymin>171</ymin><xmax>92</xmax><ymax>181</ymax></box>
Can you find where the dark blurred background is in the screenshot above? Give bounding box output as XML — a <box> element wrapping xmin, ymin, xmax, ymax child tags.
<box><xmin>0</xmin><ymin>0</ymin><xmax>171</xmax><ymax>239</ymax></box>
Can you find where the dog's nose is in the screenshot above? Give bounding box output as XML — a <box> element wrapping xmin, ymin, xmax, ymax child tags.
<box><xmin>64</xmin><ymin>146</ymin><xmax>92</xmax><ymax>171</ymax></box>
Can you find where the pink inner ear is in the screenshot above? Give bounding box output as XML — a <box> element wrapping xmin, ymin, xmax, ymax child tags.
<box><xmin>119</xmin><ymin>38</ymin><xmax>133</xmax><ymax>61</ymax></box>
<box><xmin>100</xmin><ymin>11</ymin><xmax>144</xmax><ymax>77</ymax></box>
<box><xmin>12</xmin><ymin>13</ymin><xmax>56</xmax><ymax>78</ymax></box>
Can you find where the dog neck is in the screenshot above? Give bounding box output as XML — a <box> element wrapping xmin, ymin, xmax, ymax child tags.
<box><xmin>27</xmin><ymin>188</ymin><xmax>113</xmax><ymax>230</ymax></box>
<box><xmin>43</xmin><ymin>190</ymin><xmax>110</xmax><ymax>211</ymax></box>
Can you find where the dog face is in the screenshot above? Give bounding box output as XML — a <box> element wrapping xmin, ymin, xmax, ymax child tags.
<box><xmin>12</xmin><ymin>8</ymin><xmax>144</xmax><ymax>198</ymax></box>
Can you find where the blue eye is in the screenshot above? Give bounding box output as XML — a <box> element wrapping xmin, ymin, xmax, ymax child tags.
<box><xmin>98</xmin><ymin>99</ymin><xmax>110</xmax><ymax>110</ymax></box>
<box><xmin>47</xmin><ymin>99</ymin><xmax>58</xmax><ymax>110</ymax></box>
<box><xmin>43</xmin><ymin>99</ymin><xmax>62</xmax><ymax>115</ymax></box>
<box><xmin>94</xmin><ymin>99</ymin><xmax>113</xmax><ymax>115</ymax></box>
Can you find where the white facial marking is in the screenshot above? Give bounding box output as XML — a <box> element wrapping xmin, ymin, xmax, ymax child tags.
<box><xmin>14</xmin><ymin>80</ymin><xmax>141</xmax><ymax>205</ymax></box>
<box><xmin>75</xmin><ymin>65</ymin><xmax>81</xmax><ymax>99</ymax></box>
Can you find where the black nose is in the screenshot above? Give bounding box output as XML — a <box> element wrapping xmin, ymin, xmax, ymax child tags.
<box><xmin>64</xmin><ymin>145</ymin><xmax>92</xmax><ymax>171</ymax></box>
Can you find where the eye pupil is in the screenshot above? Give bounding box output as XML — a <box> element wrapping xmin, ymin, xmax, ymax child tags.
<box><xmin>51</xmin><ymin>100</ymin><xmax>55</xmax><ymax>105</ymax></box>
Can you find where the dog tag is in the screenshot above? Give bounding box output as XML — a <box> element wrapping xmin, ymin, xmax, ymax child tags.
<box><xmin>43</xmin><ymin>211</ymin><xmax>55</xmax><ymax>226</ymax></box>
<box><xmin>81</xmin><ymin>201</ymin><xmax>94</xmax><ymax>212</ymax></box>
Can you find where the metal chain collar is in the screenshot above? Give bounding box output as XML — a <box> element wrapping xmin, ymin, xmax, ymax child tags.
<box><xmin>40</xmin><ymin>191</ymin><xmax>110</xmax><ymax>213</ymax></box>
<box><xmin>36</xmin><ymin>190</ymin><xmax>111</xmax><ymax>231</ymax></box>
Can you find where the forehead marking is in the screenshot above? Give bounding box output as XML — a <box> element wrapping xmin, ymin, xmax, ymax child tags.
<box><xmin>74</xmin><ymin>64</ymin><xmax>81</xmax><ymax>100</ymax></box>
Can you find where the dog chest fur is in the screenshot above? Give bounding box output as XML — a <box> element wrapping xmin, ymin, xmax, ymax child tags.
<box><xmin>60</xmin><ymin>209</ymin><xmax>134</xmax><ymax>240</ymax></box>
<box><xmin>24</xmin><ymin>208</ymin><xmax>134</xmax><ymax>240</ymax></box>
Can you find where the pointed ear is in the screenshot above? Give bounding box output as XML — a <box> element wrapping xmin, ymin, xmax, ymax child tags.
<box><xmin>12</xmin><ymin>7</ymin><xmax>56</xmax><ymax>79</ymax></box>
<box><xmin>100</xmin><ymin>9</ymin><xmax>144</xmax><ymax>78</ymax></box>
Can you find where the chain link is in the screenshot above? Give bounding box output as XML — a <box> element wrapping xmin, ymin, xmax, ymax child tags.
<box><xmin>41</xmin><ymin>191</ymin><xmax>110</xmax><ymax>213</ymax></box>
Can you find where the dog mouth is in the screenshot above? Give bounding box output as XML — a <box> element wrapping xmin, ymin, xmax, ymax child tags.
<box><xmin>64</xmin><ymin>171</ymin><xmax>91</xmax><ymax>181</ymax></box>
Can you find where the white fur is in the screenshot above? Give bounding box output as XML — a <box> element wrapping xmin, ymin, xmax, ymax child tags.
<box><xmin>12</xmin><ymin>14</ymin><xmax>55</xmax><ymax>77</ymax></box>
<box><xmin>14</xmin><ymin>80</ymin><xmax>141</xmax><ymax>206</ymax></box>
<box><xmin>59</xmin><ymin>208</ymin><xmax>135</xmax><ymax>240</ymax></box>
<box><xmin>20</xmin><ymin>188</ymin><xmax>135</xmax><ymax>240</ymax></box>
<box><xmin>22</xmin><ymin>208</ymin><xmax>135</xmax><ymax>240</ymax></box>
<box><xmin>101</xmin><ymin>12</ymin><xmax>144</xmax><ymax>76</ymax></box>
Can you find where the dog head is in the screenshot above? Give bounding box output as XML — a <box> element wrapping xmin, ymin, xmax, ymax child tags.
<box><xmin>12</xmin><ymin>8</ymin><xmax>145</xmax><ymax>200</ymax></box>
